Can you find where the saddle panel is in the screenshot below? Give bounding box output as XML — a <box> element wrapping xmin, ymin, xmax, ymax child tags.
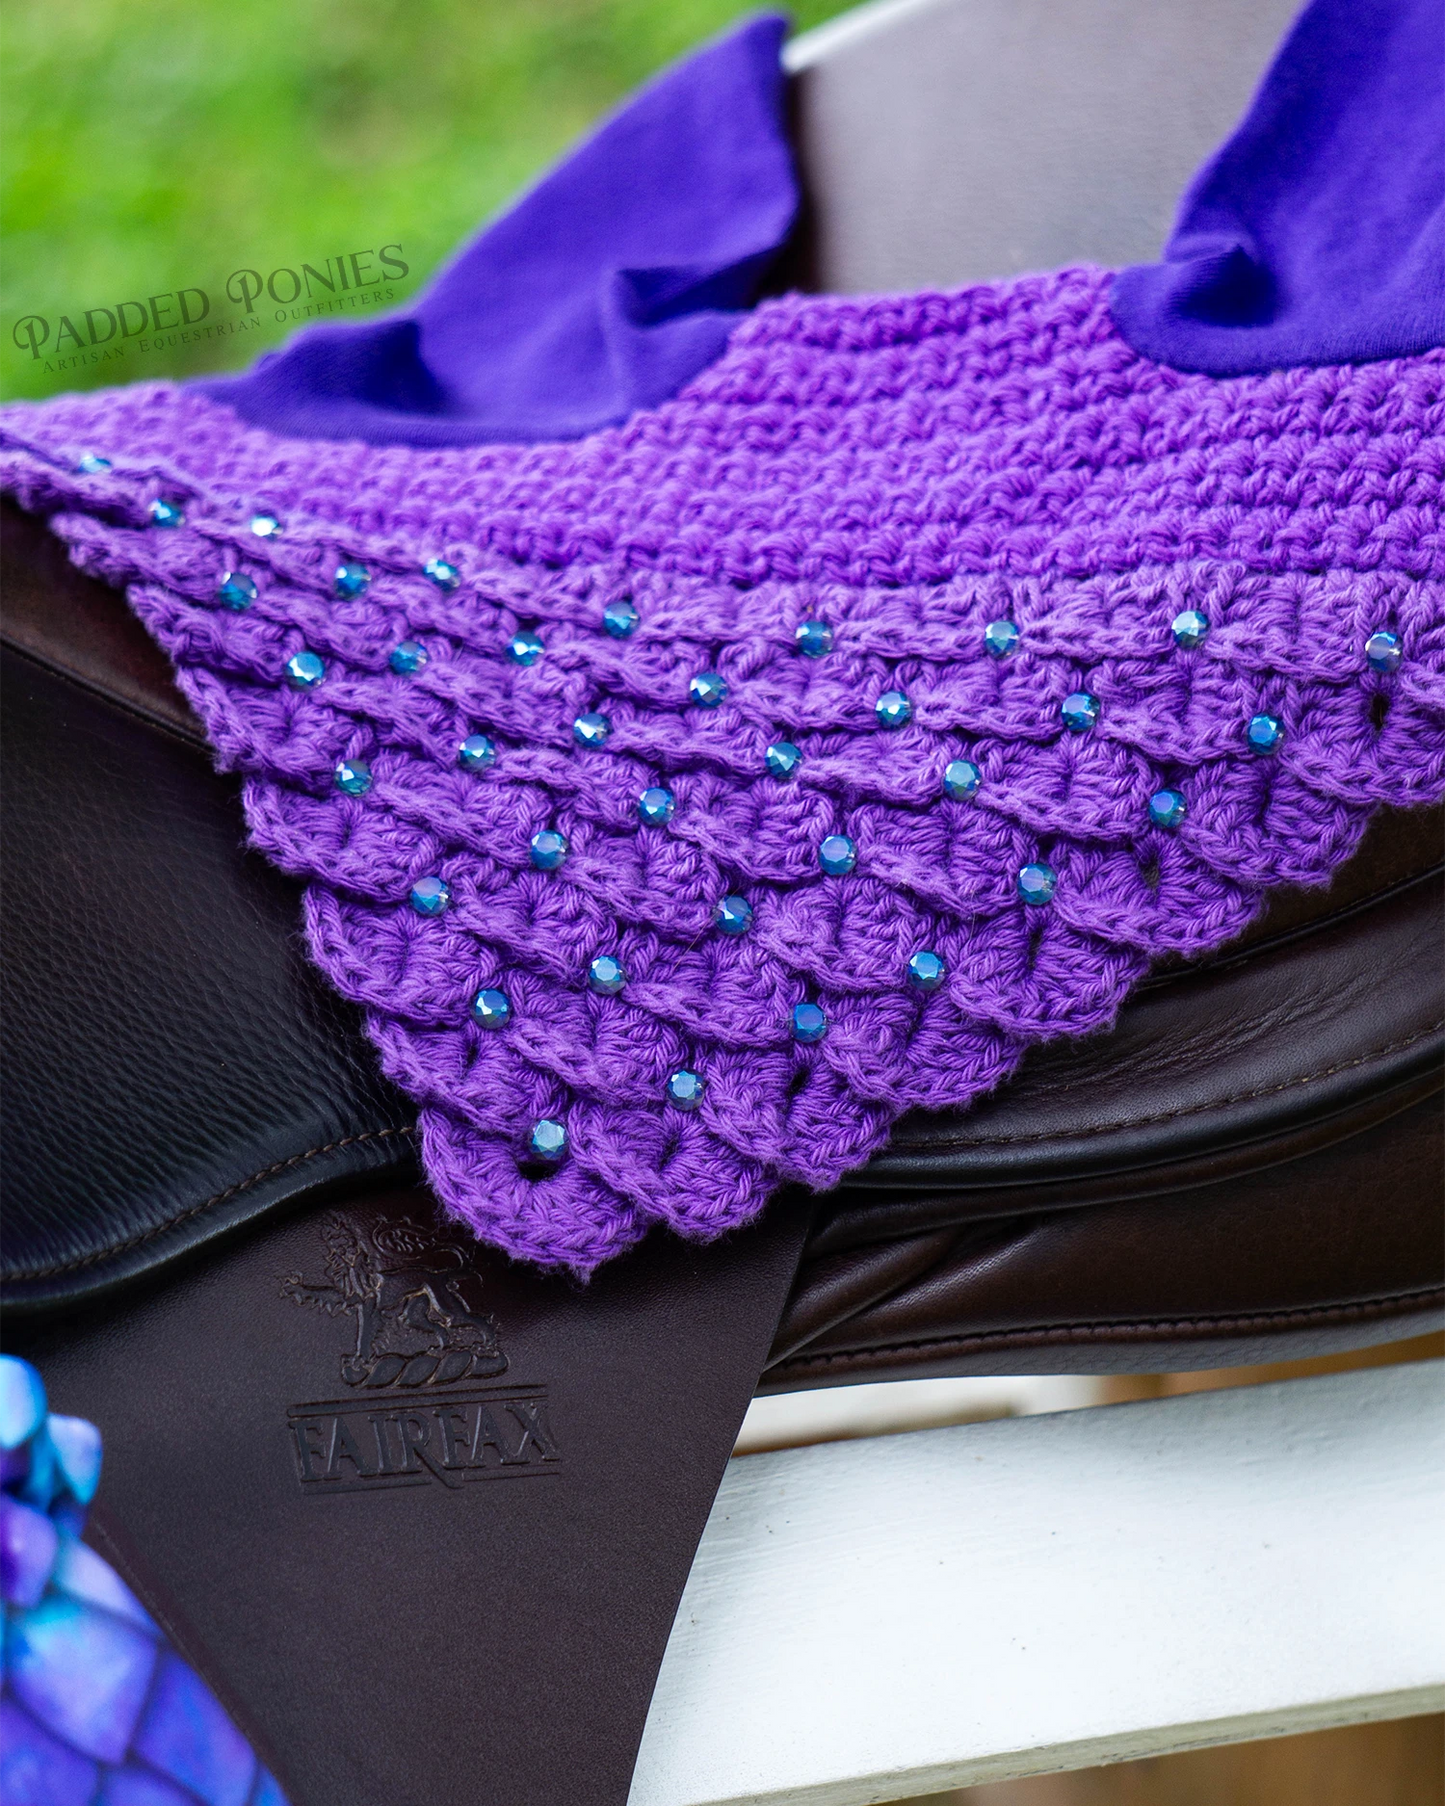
<box><xmin>3</xmin><ymin>496</ymin><xmax>1440</xmax><ymax>1368</ymax></box>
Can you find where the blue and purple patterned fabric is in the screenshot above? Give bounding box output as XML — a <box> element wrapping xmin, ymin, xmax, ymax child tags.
<box><xmin>0</xmin><ymin>1357</ymin><xmax>288</xmax><ymax>1806</ymax></box>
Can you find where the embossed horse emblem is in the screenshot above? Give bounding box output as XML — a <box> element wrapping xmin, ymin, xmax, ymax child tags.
<box><xmin>282</xmin><ymin>1212</ymin><xmax>507</xmax><ymax>1387</ymax></box>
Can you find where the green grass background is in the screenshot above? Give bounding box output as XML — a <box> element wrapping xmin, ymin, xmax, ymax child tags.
<box><xmin>2</xmin><ymin>0</ymin><xmax>847</xmax><ymax>401</ymax></box>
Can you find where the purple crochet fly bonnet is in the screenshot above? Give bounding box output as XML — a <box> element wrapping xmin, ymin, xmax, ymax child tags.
<box><xmin>4</xmin><ymin>265</ymin><xmax>1444</xmax><ymax>1271</ymax></box>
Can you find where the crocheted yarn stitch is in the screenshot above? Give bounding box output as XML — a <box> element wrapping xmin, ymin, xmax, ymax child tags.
<box><xmin>3</xmin><ymin>267</ymin><xmax>1443</xmax><ymax>1272</ymax></box>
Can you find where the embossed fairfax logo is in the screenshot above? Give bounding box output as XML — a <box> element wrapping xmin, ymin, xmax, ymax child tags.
<box><xmin>282</xmin><ymin>1211</ymin><xmax>507</xmax><ymax>1389</ymax></box>
<box><xmin>283</xmin><ymin>1212</ymin><xmax>561</xmax><ymax>1495</ymax></box>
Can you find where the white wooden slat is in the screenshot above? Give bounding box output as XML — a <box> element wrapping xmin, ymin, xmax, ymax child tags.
<box><xmin>629</xmin><ymin>1363</ymin><xmax>1445</xmax><ymax>1806</ymax></box>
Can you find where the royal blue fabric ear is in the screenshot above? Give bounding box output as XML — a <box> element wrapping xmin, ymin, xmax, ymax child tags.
<box><xmin>197</xmin><ymin>13</ymin><xmax>796</xmax><ymax>445</ymax></box>
<box><xmin>1112</xmin><ymin>0</ymin><xmax>1445</xmax><ymax>374</ymax></box>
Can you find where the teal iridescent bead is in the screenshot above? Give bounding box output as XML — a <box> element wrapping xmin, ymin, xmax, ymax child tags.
<box><xmin>876</xmin><ymin>690</ymin><xmax>912</xmax><ymax>729</ymax></box>
<box><xmin>792</xmin><ymin>1002</ymin><xmax>827</xmax><ymax>1043</ymax></box>
<box><xmin>530</xmin><ymin>828</ymin><xmax>568</xmax><ymax>870</ymax></box>
<box><xmin>984</xmin><ymin>619</ymin><xmax>1019</xmax><ymax>657</ymax></box>
<box><xmin>334</xmin><ymin>560</ymin><xmax>369</xmax><ymax>599</ymax></box>
<box><xmin>1247</xmin><ymin>713</ymin><xmax>1284</xmax><ymax>754</ymax></box>
<box><xmin>795</xmin><ymin>620</ymin><xmax>833</xmax><ymax>658</ymax></box>
<box><xmin>409</xmin><ymin>875</ymin><xmax>451</xmax><ymax>916</ymax></box>
<box><xmin>666</xmin><ymin>1069</ymin><xmax>706</xmax><ymax>1110</ymax></box>
<box><xmin>1365</xmin><ymin>629</ymin><xmax>1402</xmax><ymax>673</ymax></box>
<box><xmin>423</xmin><ymin>556</ymin><xmax>459</xmax><ymax>591</ymax></box>
<box><xmin>471</xmin><ymin>987</ymin><xmax>511</xmax><ymax>1029</ymax></box>
<box><xmin>765</xmin><ymin>741</ymin><xmax>802</xmax><ymax>779</ymax></box>
<box><xmin>216</xmin><ymin>571</ymin><xmax>257</xmax><ymax>611</ymax></box>
<box><xmin>284</xmin><ymin>650</ymin><xmax>326</xmax><ymax>689</ymax></box>
<box><xmin>1017</xmin><ymin>862</ymin><xmax>1057</xmax><ymax>906</ymax></box>
<box><xmin>573</xmin><ymin>711</ymin><xmax>611</xmax><ymax>749</ymax></box>
<box><xmin>907</xmin><ymin>949</ymin><xmax>946</xmax><ymax>991</ymax></box>
<box><xmin>943</xmin><ymin>758</ymin><xmax>981</xmax><ymax>800</ymax></box>
<box><xmin>1171</xmin><ymin>608</ymin><xmax>1209</xmax><ymax>648</ymax></box>
<box><xmin>509</xmin><ymin>629</ymin><xmax>543</xmax><ymax>665</ymax></box>
<box><xmin>250</xmin><ymin>513</ymin><xmax>281</xmax><ymax>539</ymax></box>
<box><xmin>149</xmin><ymin>498</ymin><xmax>184</xmax><ymax>528</ymax></box>
<box><xmin>1061</xmin><ymin>691</ymin><xmax>1100</xmax><ymax>732</ymax></box>
<box><xmin>639</xmin><ymin>786</ymin><xmax>676</xmax><ymax>825</ymax></box>
<box><xmin>819</xmin><ymin>833</ymin><xmax>857</xmax><ymax>876</ymax></box>
<box><xmin>458</xmin><ymin>733</ymin><xmax>496</xmax><ymax>771</ymax></box>
<box><xmin>690</xmin><ymin>670</ymin><xmax>728</xmax><ymax>708</ymax></box>
<box><xmin>715</xmin><ymin>894</ymin><xmax>753</xmax><ymax>935</ymax></box>
<box><xmin>529</xmin><ymin>1118</ymin><xmax>568</xmax><ymax>1162</ymax></box>
<box><xmin>76</xmin><ymin>453</ymin><xmax>111</xmax><ymax>474</ymax></box>
<box><xmin>603</xmin><ymin>598</ymin><xmax>639</xmax><ymax>638</ymax></box>
<box><xmin>334</xmin><ymin>757</ymin><xmax>371</xmax><ymax>796</ymax></box>
<box><xmin>588</xmin><ymin>954</ymin><xmax>626</xmax><ymax>995</ymax></box>
<box><xmin>1148</xmin><ymin>788</ymin><xmax>1187</xmax><ymax>830</ymax></box>
<box><xmin>389</xmin><ymin>640</ymin><xmax>428</xmax><ymax>674</ymax></box>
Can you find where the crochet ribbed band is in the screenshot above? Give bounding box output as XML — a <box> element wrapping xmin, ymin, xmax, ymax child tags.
<box><xmin>4</xmin><ymin>268</ymin><xmax>1443</xmax><ymax>1272</ymax></box>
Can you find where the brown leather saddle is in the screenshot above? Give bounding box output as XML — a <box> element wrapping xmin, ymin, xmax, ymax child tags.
<box><xmin>3</xmin><ymin>0</ymin><xmax>1440</xmax><ymax>1799</ymax></box>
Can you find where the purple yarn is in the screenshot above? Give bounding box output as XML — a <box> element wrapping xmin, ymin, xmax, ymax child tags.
<box><xmin>4</xmin><ymin>266</ymin><xmax>1444</xmax><ymax>1273</ymax></box>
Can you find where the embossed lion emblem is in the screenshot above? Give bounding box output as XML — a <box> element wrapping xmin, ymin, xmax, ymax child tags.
<box><xmin>282</xmin><ymin>1212</ymin><xmax>507</xmax><ymax>1388</ymax></box>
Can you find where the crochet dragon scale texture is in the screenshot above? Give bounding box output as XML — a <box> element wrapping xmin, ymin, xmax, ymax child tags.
<box><xmin>3</xmin><ymin>268</ymin><xmax>1443</xmax><ymax>1272</ymax></box>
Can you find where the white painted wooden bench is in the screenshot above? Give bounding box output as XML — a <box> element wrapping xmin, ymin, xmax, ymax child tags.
<box><xmin>630</xmin><ymin>1363</ymin><xmax>1445</xmax><ymax>1805</ymax></box>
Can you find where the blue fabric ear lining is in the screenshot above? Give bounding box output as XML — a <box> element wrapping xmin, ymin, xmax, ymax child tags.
<box><xmin>1113</xmin><ymin>0</ymin><xmax>1445</xmax><ymax>374</ymax></box>
<box><xmin>196</xmin><ymin>14</ymin><xmax>798</xmax><ymax>446</ymax></box>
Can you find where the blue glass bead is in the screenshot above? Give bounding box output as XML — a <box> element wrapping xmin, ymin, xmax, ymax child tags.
<box><xmin>216</xmin><ymin>571</ymin><xmax>257</xmax><ymax>611</ymax></box>
<box><xmin>943</xmin><ymin>758</ymin><xmax>981</xmax><ymax>800</ymax></box>
<box><xmin>796</xmin><ymin>619</ymin><xmax>833</xmax><ymax>658</ymax></box>
<box><xmin>529</xmin><ymin>1118</ymin><xmax>568</xmax><ymax>1162</ymax></box>
<box><xmin>1017</xmin><ymin>862</ymin><xmax>1057</xmax><ymax>906</ymax></box>
<box><xmin>133</xmin><ymin>1650</ymin><xmax>257</xmax><ymax>1804</ymax></box>
<box><xmin>876</xmin><ymin>690</ymin><xmax>912</xmax><ymax>729</ymax></box>
<box><xmin>573</xmin><ymin>711</ymin><xmax>612</xmax><ymax>749</ymax></box>
<box><xmin>333</xmin><ymin>560</ymin><xmax>369</xmax><ymax>599</ymax></box>
<box><xmin>1247</xmin><ymin>713</ymin><xmax>1285</xmax><ymax>754</ymax></box>
<box><xmin>638</xmin><ymin>786</ymin><xmax>676</xmax><ymax>825</ymax></box>
<box><xmin>2</xmin><ymin>1497</ymin><xmax>58</xmax><ymax>1608</ymax></box>
<box><xmin>0</xmin><ymin>1358</ymin><xmax>47</xmax><ymax>1448</ymax></box>
<box><xmin>715</xmin><ymin>894</ymin><xmax>753</xmax><ymax>935</ymax></box>
<box><xmin>334</xmin><ymin>758</ymin><xmax>371</xmax><ymax>796</ymax></box>
<box><xmin>984</xmin><ymin>619</ymin><xmax>1019</xmax><ymax>657</ymax></box>
<box><xmin>530</xmin><ymin>828</ymin><xmax>568</xmax><ymax>870</ymax></box>
<box><xmin>588</xmin><ymin>954</ymin><xmax>626</xmax><ymax>995</ymax></box>
<box><xmin>471</xmin><ymin>988</ymin><xmax>511</xmax><ymax>1029</ymax></box>
<box><xmin>9</xmin><ymin>1593</ymin><xmax>157</xmax><ymax>1761</ymax></box>
<box><xmin>690</xmin><ymin>670</ymin><xmax>728</xmax><ymax>708</ymax></box>
<box><xmin>389</xmin><ymin>640</ymin><xmax>428</xmax><ymax>674</ymax></box>
<box><xmin>284</xmin><ymin>650</ymin><xmax>325</xmax><ymax>690</ymax></box>
<box><xmin>765</xmin><ymin>741</ymin><xmax>802</xmax><ymax>779</ymax></box>
<box><xmin>1061</xmin><ymin>691</ymin><xmax>1100</xmax><ymax>732</ymax></box>
<box><xmin>907</xmin><ymin>949</ymin><xmax>946</xmax><ymax>991</ymax></box>
<box><xmin>819</xmin><ymin>833</ymin><xmax>857</xmax><ymax>876</ymax></box>
<box><xmin>249</xmin><ymin>513</ymin><xmax>281</xmax><ymax>539</ymax></box>
<box><xmin>423</xmin><ymin>556</ymin><xmax>459</xmax><ymax>591</ymax></box>
<box><xmin>792</xmin><ymin>1001</ymin><xmax>827</xmax><ymax>1043</ymax></box>
<box><xmin>603</xmin><ymin>598</ymin><xmax>639</xmax><ymax>638</ymax></box>
<box><xmin>1365</xmin><ymin>628</ymin><xmax>1402</xmax><ymax>674</ymax></box>
<box><xmin>509</xmin><ymin>629</ymin><xmax>543</xmax><ymax>666</ymax></box>
<box><xmin>1172</xmin><ymin>608</ymin><xmax>1209</xmax><ymax>648</ymax></box>
<box><xmin>409</xmin><ymin>875</ymin><xmax>451</xmax><ymax>916</ymax></box>
<box><xmin>1</xmin><ymin>1695</ymin><xmax>97</xmax><ymax>1802</ymax></box>
<box><xmin>666</xmin><ymin>1069</ymin><xmax>706</xmax><ymax>1111</ymax></box>
<box><xmin>149</xmin><ymin>498</ymin><xmax>183</xmax><ymax>528</ymax></box>
<box><xmin>1148</xmin><ymin>787</ymin><xmax>1187</xmax><ymax>830</ymax></box>
<box><xmin>76</xmin><ymin>453</ymin><xmax>111</xmax><ymax>474</ymax></box>
<box><xmin>458</xmin><ymin>733</ymin><xmax>496</xmax><ymax>772</ymax></box>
